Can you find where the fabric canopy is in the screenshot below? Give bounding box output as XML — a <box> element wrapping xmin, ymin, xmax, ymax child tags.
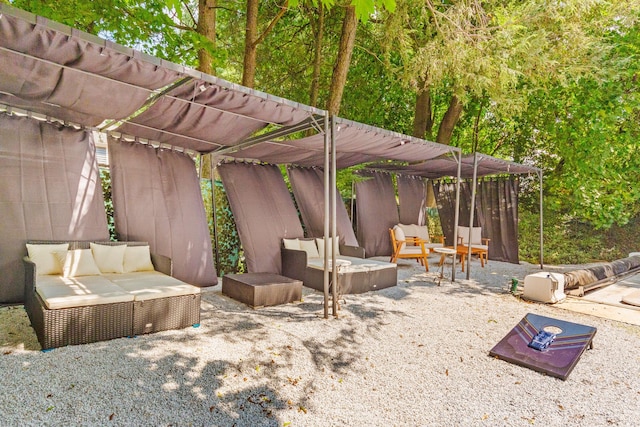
<box><xmin>367</xmin><ymin>153</ymin><xmax>539</xmax><ymax>178</ymax></box>
<box><xmin>224</xmin><ymin>117</ymin><xmax>458</xmax><ymax>168</ymax></box>
<box><xmin>287</xmin><ymin>167</ymin><xmax>359</xmax><ymax>246</ymax></box>
<box><xmin>0</xmin><ymin>5</ymin><xmax>322</xmax><ymax>154</ymax></box>
<box><xmin>0</xmin><ymin>12</ymin><xmax>181</xmax><ymax>126</ymax></box>
<box><xmin>218</xmin><ymin>162</ymin><xmax>304</xmax><ymax>274</ymax></box>
<box><xmin>0</xmin><ymin>114</ymin><xmax>110</xmax><ymax>302</ymax></box>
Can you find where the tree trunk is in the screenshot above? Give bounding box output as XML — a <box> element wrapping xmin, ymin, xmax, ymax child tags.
<box><xmin>196</xmin><ymin>0</ymin><xmax>217</xmax><ymax>75</ymax></box>
<box><xmin>326</xmin><ymin>5</ymin><xmax>358</xmax><ymax>115</ymax></box>
<box><xmin>436</xmin><ymin>95</ymin><xmax>463</xmax><ymax>145</ymax></box>
<box><xmin>242</xmin><ymin>0</ymin><xmax>259</xmax><ymax>88</ymax></box>
<box><xmin>309</xmin><ymin>5</ymin><xmax>325</xmax><ymax>108</ymax></box>
<box><xmin>412</xmin><ymin>76</ymin><xmax>433</xmax><ymax>139</ymax></box>
<box><xmin>242</xmin><ymin>0</ymin><xmax>289</xmax><ymax>89</ymax></box>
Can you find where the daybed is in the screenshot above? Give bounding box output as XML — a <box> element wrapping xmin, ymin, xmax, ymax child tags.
<box><xmin>23</xmin><ymin>240</ymin><xmax>201</xmax><ymax>350</ymax></box>
<box><xmin>281</xmin><ymin>237</ymin><xmax>397</xmax><ymax>294</ymax></box>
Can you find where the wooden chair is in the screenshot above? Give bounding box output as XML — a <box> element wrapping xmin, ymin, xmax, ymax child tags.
<box><xmin>457</xmin><ymin>226</ymin><xmax>490</xmax><ymax>266</ymax></box>
<box><xmin>397</xmin><ymin>223</ymin><xmax>445</xmax><ymax>253</ymax></box>
<box><xmin>389</xmin><ymin>226</ymin><xmax>430</xmax><ymax>272</ymax></box>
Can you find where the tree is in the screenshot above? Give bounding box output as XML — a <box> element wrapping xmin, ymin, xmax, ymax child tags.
<box><xmin>381</xmin><ymin>0</ymin><xmax>637</xmax><ymax>145</ymax></box>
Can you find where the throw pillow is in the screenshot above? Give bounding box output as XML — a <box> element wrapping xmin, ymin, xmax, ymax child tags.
<box><xmin>90</xmin><ymin>242</ymin><xmax>126</xmax><ymax>274</ymax></box>
<box><xmin>26</xmin><ymin>243</ymin><xmax>70</xmax><ymax>275</ymax></box>
<box><xmin>282</xmin><ymin>238</ymin><xmax>300</xmax><ymax>250</ymax></box>
<box><xmin>316</xmin><ymin>237</ymin><xmax>340</xmax><ymax>257</ymax></box>
<box><xmin>299</xmin><ymin>239</ymin><xmax>320</xmax><ymax>258</ymax></box>
<box><xmin>123</xmin><ymin>245</ymin><xmax>155</xmax><ymax>273</ymax></box>
<box><xmin>54</xmin><ymin>249</ymin><xmax>101</xmax><ymax>278</ymax></box>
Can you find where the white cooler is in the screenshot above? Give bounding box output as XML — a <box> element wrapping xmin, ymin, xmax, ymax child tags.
<box><xmin>523</xmin><ymin>272</ymin><xmax>566</xmax><ymax>303</ymax></box>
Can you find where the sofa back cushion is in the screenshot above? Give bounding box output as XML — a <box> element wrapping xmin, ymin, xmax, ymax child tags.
<box><xmin>398</xmin><ymin>224</ymin><xmax>430</xmax><ymax>242</ymax></box>
<box><xmin>26</xmin><ymin>243</ymin><xmax>70</xmax><ymax>275</ymax></box>
<box><xmin>54</xmin><ymin>249</ymin><xmax>102</xmax><ymax>278</ymax></box>
<box><xmin>393</xmin><ymin>226</ymin><xmax>406</xmax><ymax>251</ymax></box>
<box><xmin>316</xmin><ymin>237</ymin><xmax>340</xmax><ymax>258</ymax></box>
<box><xmin>90</xmin><ymin>243</ymin><xmax>126</xmax><ymax>274</ymax></box>
<box><xmin>124</xmin><ymin>245</ymin><xmax>155</xmax><ymax>273</ymax></box>
<box><xmin>458</xmin><ymin>226</ymin><xmax>483</xmax><ymax>245</ymax></box>
<box><xmin>299</xmin><ymin>239</ymin><xmax>320</xmax><ymax>258</ymax></box>
<box><xmin>283</xmin><ymin>238</ymin><xmax>300</xmax><ymax>250</ymax></box>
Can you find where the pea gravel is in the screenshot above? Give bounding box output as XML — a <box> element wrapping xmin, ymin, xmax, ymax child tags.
<box><xmin>1</xmin><ymin>258</ymin><xmax>639</xmax><ymax>426</ymax></box>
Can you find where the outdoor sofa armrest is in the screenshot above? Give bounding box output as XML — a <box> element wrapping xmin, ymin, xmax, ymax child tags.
<box><xmin>151</xmin><ymin>253</ymin><xmax>172</xmax><ymax>276</ymax></box>
<box><xmin>23</xmin><ymin>256</ymin><xmax>36</xmax><ymax>292</ymax></box>
<box><xmin>339</xmin><ymin>245</ymin><xmax>365</xmax><ymax>259</ymax></box>
<box><xmin>482</xmin><ymin>238</ymin><xmax>491</xmax><ymax>245</ymax></box>
<box><xmin>281</xmin><ymin>248</ymin><xmax>308</xmax><ymax>282</ymax></box>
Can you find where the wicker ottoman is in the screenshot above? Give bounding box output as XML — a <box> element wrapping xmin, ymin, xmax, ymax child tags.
<box><xmin>222</xmin><ymin>273</ymin><xmax>302</xmax><ymax>308</ymax></box>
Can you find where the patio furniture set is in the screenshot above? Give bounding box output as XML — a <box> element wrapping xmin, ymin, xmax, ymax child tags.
<box><xmin>24</xmin><ymin>241</ymin><xmax>201</xmax><ymax>350</ymax></box>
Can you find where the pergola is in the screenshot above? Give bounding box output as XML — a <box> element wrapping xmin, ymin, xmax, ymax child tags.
<box><xmin>0</xmin><ymin>4</ymin><xmax>464</xmax><ymax>317</ymax></box>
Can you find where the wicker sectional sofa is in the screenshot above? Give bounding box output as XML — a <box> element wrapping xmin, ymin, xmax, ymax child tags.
<box><xmin>23</xmin><ymin>241</ymin><xmax>201</xmax><ymax>350</ymax></box>
<box><xmin>281</xmin><ymin>238</ymin><xmax>397</xmax><ymax>294</ymax></box>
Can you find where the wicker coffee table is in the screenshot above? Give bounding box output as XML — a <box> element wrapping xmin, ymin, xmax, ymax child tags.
<box><xmin>222</xmin><ymin>273</ymin><xmax>303</xmax><ymax>308</ymax></box>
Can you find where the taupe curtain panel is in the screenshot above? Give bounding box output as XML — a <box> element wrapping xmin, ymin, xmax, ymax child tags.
<box><xmin>218</xmin><ymin>162</ymin><xmax>304</xmax><ymax>274</ymax></box>
<box><xmin>109</xmin><ymin>138</ymin><xmax>217</xmax><ymax>286</ymax></box>
<box><xmin>435</xmin><ymin>178</ymin><xmax>520</xmax><ymax>263</ymax></box>
<box><xmin>434</xmin><ymin>180</ymin><xmax>472</xmax><ymax>246</ymax></box>
<box><xmin>355</xmin><ymin>171</ymin><xmax>399</xmax><ymax>257</ymax></box>
<box><xmin>397</xmin><ymin>175</ymin><xmax>426</xmax><ymax>226</ymax></box>
<box><xmin>0</xmin><ymin>115</ymin><xmax>109</xmax><ymax>302</ymax></box>
<box><xmin>476</xmin><ymin>178</ymin><xmax>520</xmax><ymax>263</ymax></box>
<box><xmin>287</xmin><ymin>167</ymin><xmax>358</xmax><ymax>246</ymax></box>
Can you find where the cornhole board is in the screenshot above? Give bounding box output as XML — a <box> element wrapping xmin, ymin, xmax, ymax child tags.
<box><xmin>489</xmin><ymin>313</ymin><xmax>596</xmax><ymax>380</ymax></box>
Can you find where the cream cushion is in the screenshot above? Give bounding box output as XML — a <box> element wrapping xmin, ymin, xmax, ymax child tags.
<box><xmin>35</xmin><ymin>275</ymin><xmax>133</xmax><ymax>309</ymax></box>
<box><xmin>316</xmin><ymin>237</ymin><xmax>340</xmax><ymax>257</ymax></box>
<box><xmin>307</xmin><ymin>256</ymin><xmax>393</xmax><ymax>273</ymax></box>
<box><xmin>26</xmin><ymin>243</ymin><xmax>69</xmax><ymax>275</ymax></box>
<box><xmin>393</xmin><ymin>226</ymin><xmax>407</xmax><ymax>251</ymax></box>
<box><xmin>283</xmin><ymin>238</ymin><xmax>300</xmax><ymax>250</ymax></box>
<box><xmin>299</xmin><ymin>239</ymin><xmax>320</xmax><ymax>258</ymax></box>
<box><xmin>90</xmin><ymin>243</ymin><xmax>126</xmax><ymax>274</ymax></box>
<box><xmin>103</xmin><ymin>271</ymin><xmax>201</xmax><ymax>302</ymax></box>
<box><xmin>458</xmin><ymin>226</ymin><xmax>483</xmax><ymax>245</ymax></box>
<box><xmin>123</xmin><ymin>246</ymin><xmax>155</xmax><ymax>273</ymax></box>
<box><xmin>398</xmin><ymin>224</ymin><xmax>430</xmax><ymax>242</ymax></box>
<box><xmin>54</xmin><ymin>249</ymin><xmax>101</xmax><ymax>278</ymax></box>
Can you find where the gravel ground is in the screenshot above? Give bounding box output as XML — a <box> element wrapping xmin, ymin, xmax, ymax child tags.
<box><xmin>1</xmin><ymin>258</ymin><xmax>639</xmax><ymax>426</ymax></box>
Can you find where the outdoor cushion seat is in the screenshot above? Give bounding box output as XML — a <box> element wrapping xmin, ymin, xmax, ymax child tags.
<box><xmin>306</xmin><ymin>256</ymin><xmax>393</xmax><ymax>273</ymax></box>
<box><xmin>103</xmin><ymin>271</ymin><xmax>201</xmax><ymax>302</ymax></box>
<box><xmin>35</xmin><ymin>275</ymin><xmax>134</xmax><ymax>310</ymax></box>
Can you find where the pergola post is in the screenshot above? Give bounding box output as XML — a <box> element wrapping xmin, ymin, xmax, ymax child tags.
<box><xmin>331</xmin><ymin>116</ymin><xmax>338</xmax><ymax>317</ymax></box>
<box><xmin>452</xmin><ymin>152</ymin><xmax>462</xmax><ymax>281</ymax></box>
<box><xmin>323</xmin><ymin>115</ymin><xmax>330</xmax><ymax>319</ymax></box>
<box><xmin>538</xmin><ymin>170</ymin><xmax>544</xmax><ymax>269</ymax></box>
<box><xmin>466</xmin><ymin>152</ymin><xmax>480</xmax><ymax>280</ymax></box>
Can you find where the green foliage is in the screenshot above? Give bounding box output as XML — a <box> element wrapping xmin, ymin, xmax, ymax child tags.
<box><xmin>99</xmin><ymin>168</ymin><xmax>117</xmax><ymax>241</ymax></box>
<box><xmin>208</xmin><ymin>180</ymin><xmax>246</xmax><ymax>275</ymax></box>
